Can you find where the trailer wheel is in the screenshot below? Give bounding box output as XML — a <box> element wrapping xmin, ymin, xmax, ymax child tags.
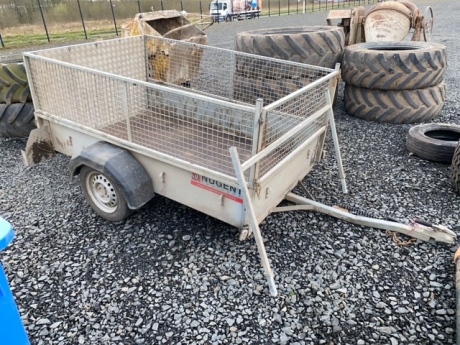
<box><xmin>406</xmin><ymin>123</ymin><xmax>460</xmax><ymax>163</ymax></box>
<box><xmin>343</xmin><ymin>83</ymin><xmax>446</xmax><ymax>124</ymax></box>
<box><xmin>341</xmin><ymin>41</ymin><xmax>446</xmax><ymax>90</ymax></box>
<box><xmin>0</xmin><ymin>102</ymin><xmax>36</xmax><ymax>138</ymax></box>
<box><xmin>235</xmin><ymin>26</ymin><xmax>344</xmax><ymax>78</ymax></box>
<box><xmin>0</xmin><ymin>61</ymin><xmax>31</xmax><ymax>104</ymax></box>
<box><xmin>451</xmin><ymin>142</ymin><xmax>460</xmax><ymax>194</ymax></box>
<box><xmin>79</xmin><ymin>166</ymin><xmax>132</xmax><ymax>222</ymax></box>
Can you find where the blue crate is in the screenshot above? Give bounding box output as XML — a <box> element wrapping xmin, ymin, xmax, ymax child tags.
<box><xmin>0</xmin><ymin>218</ymin><xmax>30</xmax><ymax>345</ymax></box>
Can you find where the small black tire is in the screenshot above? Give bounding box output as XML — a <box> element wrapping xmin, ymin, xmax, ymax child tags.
<box><xmin>0</xmin><ymin>61</ymin><xmax>32</xmax><ymax>103</ymax></box>
<box><xmin>0</xmin><ymin>102</ymin><xmax>36</xmax><ymax>138</ymax></box>
<box><xmin>341</xmin><ymin>41</ymin><xmax>447</xmax><ymax>90</ymax></box>
<box><xmin>343</xmin><ymin>83</ymin><xmax>446</xmax><ymax>124</ymax></box>
<box><xmin>451</xmin><ymin>142</ymin><xmax>460</xmax><ymax>193</ymax></box>
<box><xmin>79</xmin><ymin>166</ymin><xmax>133</xmax><ymax>222</ymax></box>
<box><xmin>406</xmin><ymin>123</ymin><xmax>460</xmax><ymax>163</ymax></box>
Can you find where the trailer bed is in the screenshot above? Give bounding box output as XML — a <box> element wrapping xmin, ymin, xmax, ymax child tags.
<box><xmin>103</xmin><ymin>111</ymin><xmax>253</xmax><ymax>176</ymax></box>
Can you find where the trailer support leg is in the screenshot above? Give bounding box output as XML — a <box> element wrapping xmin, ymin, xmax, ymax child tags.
<box><xmin>325</xmin><ymin>90</ymin><xmax>348</xmax><ymax>194</ymax></box>
<box><xmin>455</xmin><ymin>248</ymin><xmax>460</xmax><ymax>345</ymax></box>
<box><xmin>230</xmin><ymin>147</ymin><xmax>277</xmax><ymax>297</ymax></box>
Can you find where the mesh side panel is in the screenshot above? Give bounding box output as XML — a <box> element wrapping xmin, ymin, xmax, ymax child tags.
<box><xmin>33</xmin><ymin>36</ymin><xmax>146</xmax><ymax>81</ymax></box>
<box><xmin>144</xmin><ymin>35</ymin><xmax>331</xmax><ymax>106</ymax></box>
<box><xmin>27</xmin><ymin>56</ymin><xmax>254</xmax><ymax>177</ymax></box>
<box><xmin>259</xmin><ymin>80</ymin><xmax>331</xmax><ymax>176</ymax></box>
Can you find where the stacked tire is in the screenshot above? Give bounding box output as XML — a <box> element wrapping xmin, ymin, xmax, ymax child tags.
<box><xmin>451</xmin><ymin>142</ymin><xmax>460</xmax><ymax>195</ymax></box>
<box><xmin>341</xmin><ymin>41</ymin><xmax>447</xmax><ymax>124</ymax></box>
<box><xmin>234</xmin><ymin>26</ymin><xmax>345</xmax><ymax>105</ymax></box>
<box><xmin>0</xmin><ymin>59</ymin><xmax>36</xmax><ymax>138</ymax></box>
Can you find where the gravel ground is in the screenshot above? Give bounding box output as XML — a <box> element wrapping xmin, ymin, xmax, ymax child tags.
<box><xmin>1</xmin><ymin>0</ymin><xmax>460</xmax><ymax>344</ymax></box>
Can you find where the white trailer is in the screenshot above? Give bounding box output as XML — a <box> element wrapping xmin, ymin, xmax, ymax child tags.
<box><xmin>22</xmin><ymin>36</ymin><xmax>456</xmax><ymax>295</ymax></box>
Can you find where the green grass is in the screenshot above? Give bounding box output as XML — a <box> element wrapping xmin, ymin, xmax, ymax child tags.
<box><xmin>1</xmin><ymin>27</ymin><xmax>118</xmax><ymax>51</ymax></box>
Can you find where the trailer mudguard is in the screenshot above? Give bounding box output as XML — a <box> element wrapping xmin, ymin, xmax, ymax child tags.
<box><xmin>69</xmin><ymin>141</ymin><xmax>155</xmax><ymax>210</ymax></box>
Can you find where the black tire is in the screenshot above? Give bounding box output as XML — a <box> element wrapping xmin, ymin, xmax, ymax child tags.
<box><xmin>0</xmin><ymin>102</ymin><xmax>36</xmax><ymax>138</ymax></box>
<box><xmin>341</xmin><ymin>41</ymin><xmax>447</xmax><ymax>90</ymax></box>
<box><xmin>232</xmin><ymin>75</ymin><xmax>313</xmax><ymax>105</ymax></box>
<box><xmin>406</xmin><ymin>123</ymin><xmax>460</xmax><ymax>163</ymax></box>
<box><xmin>343</xmin><ymin>83</ymin><xmax>446</xmax><ymax>124</ymax></box>
<box><xmin>235</xmin><ymin>26</ymin><xmax>344</xmax><ymax>78</ymax></box>
<box><xmin>0</xmin><ymin>61</ymin><xmax>31</xmax><ymax>103</ymax></box>
<box><xmin>79</xmin><ymin>166</ymin><xmax>133</xmax><ymax>222</ymax></box>
<box><xmin>451</xmin><ymin>142</ymin><xmax>460</xmax><ymax>193</ymax></box>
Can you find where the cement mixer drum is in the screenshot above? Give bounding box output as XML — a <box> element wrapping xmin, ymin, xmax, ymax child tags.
<box><xmin>364</xmin><ymin>1</ymin><xmax>412</xmax><ymax>42</ymax></box>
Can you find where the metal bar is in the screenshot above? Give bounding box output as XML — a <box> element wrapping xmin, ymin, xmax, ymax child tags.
<box><xmin>264</xmin><ymin>70</ymin><xmax>338</xmax><ymax>111</ymax></box>
<box><xmin>248</xmin><ymin>99</ymin><xmax>265</xmax><ymax>187</ymax></box>
<box><xmin>122</xmin><ymin>82</ymin><xmax>132</xmax><ymax>142</ymax></box>
<box><xmin>271</xmin><ymin>205</ymin><xmax>314</xmax><ymax>213</ymax></box>
<box><xmin>138</xmin><ymin>0</ymin><xmax>141</xmax><ymax>13</ymax></box>
<box><xmin>0</xmin><ymin>35</ymin><xmax>4</xmax><ymax>48</ymax></box>
<box><xmin>109</xmin><ymin>0</ymin><xmax>119</xmax><ymax>36</ymax></box>
<box><xmin>285</xmin><ymin>193</ymin><xmax>457</xmax><ymax>244</ymax></box>
<box><xmin>324</xmin><ymin>89</ymin><xmax>347</xmax><ymax>194</ymax></box>
<box><xmin>33</xmin><ymin>110</ymin><xmax>240</xmax><ymax>186</ymax></box>
<box><xmin>77</xmin><ymin>0</ymin><xmax>88</xmax><ymax>40</ymax></box>
<box><xmin>24</xmin><ymin>52</ymin><xmax>256</xmax><ymax>114</ymax></box>
<box><xmin>258</xmin><ymin>126</ymin><xmax>326</xmax><ymax>185</ymax></box>
<box><xmin>241</xmin><ymin>104</ymin><xmax>330</xmax><ymax>172</ymax></box>
<box><xmin>37</xmin><ymin>0</ymin><xmax>50</xmax><ymax>43</ymax></box>
<box><xmin>181</xmin><ymin>1</ymin><xmax>184</xmax><ymax>11</ymax></box>
<box><xmin>230</xmin><ymin>147</ymin><xmax>277</xmax><ymax>297</ymax></box>
<box><xmin>161</xmin><ymin>0</ymin><xmax>164</xmax><ymax>11</ymax></box>
<box><xmin>200</xmin><ymin>1</ymin><xmax>203</xmax><ymax>18</ymax></box>
<box><xmin>455</xmin><ymin>248</ymin><xmax>460</xmax><ymax>345</ymax></box>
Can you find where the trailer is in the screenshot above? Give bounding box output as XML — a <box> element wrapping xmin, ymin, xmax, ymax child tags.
<box><xmin>21</xmin><ymin>36</ymin><xmax>456</xmax><ymax>296</ymax></box>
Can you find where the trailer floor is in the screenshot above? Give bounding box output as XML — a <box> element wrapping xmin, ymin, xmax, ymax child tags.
<box><xmin>103</xmin><ymin>112</ymin><xmax>253</xmax><ymax>176</ymax></box>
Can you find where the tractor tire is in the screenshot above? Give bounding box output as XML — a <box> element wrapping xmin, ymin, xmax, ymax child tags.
<box><xmin>451</xmin><ymin>142</ymin><xmax>460</xmax><ymax>194</ymax></box>
<box><xmin>0</xmin><ymin>61</ymin><xmax>31</xmax><ymax>103</ymax></box>
<box><xmin>232</xmin><ymin>75</ymin><xmax>313</xmax><ymax>105</ymax></box>
<box><xmin>343</xmin><ymin>83</ymin><xmax>446</xmax><ymax>124</ymax></box>
<box><xmin>235</xmin><ymin>26</ymin><xmax>345</xmax><ymax>78</ymax></box>
<box><xmin>0</xmin><ymin>102</ymin><xmax>36</xmax><ymax>138</ymax></box>
<box><xmin>341</xmin><ymin>41</ymin><xmax>447</xmax><ymax>90</ymax></box>
<box><xmin>406</xmin><ymin>123</ymin><xmax>460</xmax><ymax>163</ymax></box>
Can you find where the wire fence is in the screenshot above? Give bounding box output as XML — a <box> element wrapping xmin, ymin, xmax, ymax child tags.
<box><xmin>0</xmin><ymin>0</ymin><xmax>381</xmax><ymax>50</ymax></box>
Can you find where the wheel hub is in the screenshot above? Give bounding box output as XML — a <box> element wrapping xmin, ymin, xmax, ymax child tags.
<box><xmin>87</xmin><ymin>173</ymin><xmax>118</xmax><ymax>213</ymax></box>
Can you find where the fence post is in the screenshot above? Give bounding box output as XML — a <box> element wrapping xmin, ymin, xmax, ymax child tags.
<box><xmin>268</xmin><ymin>0</ymin><xmax>270</xmax><ymax>17</ymax></box>
<box><xmin>288</xmin><ymin>0</ymin><xmax>290</xmax><ymax>15</ymax></box>
<box><xmin>37</xmin><ymin>0</ymin><xmax>50</xmax><ymax>42</ymax></box>
<box><xmin>161</xmin><ymin>1</ymin><xmax>164</xmax><ymax>11</ymax></box>
<box><xmin>181</xmin><ymin>1</ymin><xmax>184</xmax><ymax>11</ymax></box>
<box><xmin>138</xmin><ymin>0</ymin><xmax>141</xmax><ymax>13</ymax></box>
<box><xmin>0</xmin><ymin>35</ymin><xmax>4</xmax><ymax>48</ymax></box>
<box><xmin>278</xmin><ymin>0</ymin><xmax>280</xmax><ymax>16</ymax></box>
<box><xmin>109</xmin><ymin>0</ymin><xmax>119</xmax><ymax>36</ymax></box>
<box><xmin>200</xmin><ymin>1</ymin><xmax>203</xmax><ymax>18</ymax></box>
<box><xmin>77</xmin><ymin>0</ymin><xmax>88</xmax><ymax>40</ymax></box>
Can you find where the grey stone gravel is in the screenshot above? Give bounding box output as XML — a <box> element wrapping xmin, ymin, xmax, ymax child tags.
<box><xmin>0</xmin><ymin>0</ymin><xmax>459</xmax><ymax>344</ymax></box>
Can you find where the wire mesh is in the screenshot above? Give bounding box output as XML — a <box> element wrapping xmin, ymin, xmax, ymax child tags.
<box><xmin>26</xmin><ymin>35</ymin><xmax>334</xmax><ymax>179</ymax></box>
